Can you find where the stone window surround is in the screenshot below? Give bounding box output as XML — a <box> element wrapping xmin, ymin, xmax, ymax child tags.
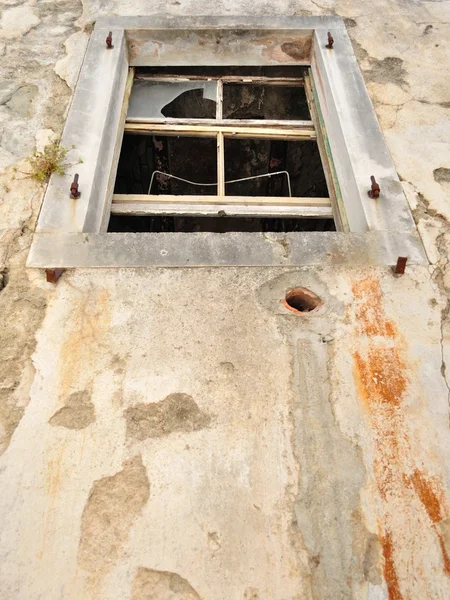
<box><xmin>27</xmin><ymin>16</ymin><xmax>426</xmax><ymax>268</ymax></box>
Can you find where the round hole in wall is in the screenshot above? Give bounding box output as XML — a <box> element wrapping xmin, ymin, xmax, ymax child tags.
<box><xmin>283</xmin><ymin>287</ymin><xmax>323</xmax><ymax>315</ymax></box>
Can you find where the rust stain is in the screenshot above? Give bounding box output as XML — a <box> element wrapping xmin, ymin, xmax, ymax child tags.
<box><xmin>351</xmin><ymin>276</ymin><xmax>450</xmax><ymax>593</ymax></box>
<box><xmin>280</xmin><ymin>41</ymin><xmax>311</xmax><ymax>61</ymax></box>
<box><xmin>253</xmin><ymin>35</ymin><xmax>312</xmax><ymax>63</ymax></box>
<box><xmin>438</xmin><ymin>535</ymin><xmax>450</xmax><ymax>576</ymax></box>
<box><xmin>127</xmin><ymin>38</ymin><xmax>145</xmax><ymax>61</ymax></box>
<box><xmin>407</xmin><ymin>469</ymin><xmax>450</xmax><ymax>575</ymax></box>
<box><xmin>352</xmin><ymin>278</ymin><xmax>397</xmax><ymax>338</ymax></box>
<box><xmin>353</xmin><ymin>348</ymin><xmax>407</xmax><ymax>408</ymax></box>
<box><xmin>409</xmin><ymin>469</ymin><xmax>444</xmax><ymax>523</ymax></box>
<box><xmin>59</xmin><ymin>289</ymin><xmax>111</xmax><ymax>397</ymax></box>
<box><xmin>39</xmin><ymin>441</ymin><xmax>68</xmax><ymax>560</ymax></box>
<box><xmin>46</xmin><ymin>445</ymin><xmax>66</xmax><ymax>498</ymax></box>
<box><xmin>380</xmin><ymin>531</ymin><xmax>403</xmax><ymax>600</ymax></box>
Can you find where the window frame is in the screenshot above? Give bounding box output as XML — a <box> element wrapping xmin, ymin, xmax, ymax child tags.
<box><xmin>27</xmin><ymin>16</ymin><xmax>426</xmax><ymax>268</ymax></box>
<box><xmin>113</xmin><ymin>69</ymin><xmax>336</xmax><ymax>223</ymax></box>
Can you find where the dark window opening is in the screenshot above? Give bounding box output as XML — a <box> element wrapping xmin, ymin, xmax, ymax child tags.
<box><xmin>114</xmin><ymin>135</ymin><xmax>217</xmax><ymax>196</ymax></box>
<box><xmin>114</xmin><ymin>134</ymin><xmax>328</xmax><ymax>198</ymax></box>
<box><xmin>222</xmin><ymin>85</ymin><xmax>310</xmax><ymax>121</ymax></box>
<box><xmin>224</xmin><ymin>138</ymin><xmax>328</xmax><ymax>197</ymax></box>
<box><xmin>108</xmin><ymin>214</ymin><xmax>335</xmax><ymax>233</ymax></box>
<box><xmin>135</xmin><ymin>66</ymin><xmax>309</xmax><ymax>78</ymax></box>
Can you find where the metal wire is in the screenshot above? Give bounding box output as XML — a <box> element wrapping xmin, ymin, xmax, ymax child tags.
<box><xmin>148</xmin><ymin>170</ymin><xmax>292</xmax><ymax>197</ymax></box>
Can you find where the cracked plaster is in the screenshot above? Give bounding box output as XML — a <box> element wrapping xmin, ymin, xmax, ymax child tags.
<box><xmin>0</xmin><ymin>1</ymin><xmax>450</xmax><ymax>599</ymax></box>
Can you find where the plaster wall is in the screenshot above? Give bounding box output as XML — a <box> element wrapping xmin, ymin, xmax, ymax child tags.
<box><xmin>1</xmin><ymin>1</ymin><xmax>450</xmax><ymax>599</ymax></box>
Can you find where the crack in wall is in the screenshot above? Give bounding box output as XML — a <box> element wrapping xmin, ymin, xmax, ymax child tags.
<box><xmin>403</xmin><ymin>176</ymin><xmax>450</xmax><ymax>415</ymax></box>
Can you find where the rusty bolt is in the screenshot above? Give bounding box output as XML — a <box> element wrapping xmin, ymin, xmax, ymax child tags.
<box><xmin>106</xmin><ymin>31</ymin><xmax>113</xmax><ymax>49</ymax></box>
<box><xmin>45</xmin><ymin>268</ymin><xmax>65</xmax><ymax>284</ymax></box>
<box><xmin>393</xmin><ymin>256</ymin><xmax>408</xmax><ymax>275</ymax></box>
<box><xmin>368</xmin><ymin>175</ymin><xmax>380</xmax><ymax>199</ymax></box>
<box><xmin>326</xmin><ymin>32</ymin><xmax>334</xmax><ymax>49</ymax></box>
<box><xmin>70</xmin><ymin>173</ymin><xmax>80</xmax><ymax>199</ymax></box>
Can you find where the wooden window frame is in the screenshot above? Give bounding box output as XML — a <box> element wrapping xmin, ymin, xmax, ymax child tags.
<box><xmin>111</xmin><ymin>70</ymin><xmax>335</xmax><ymax>221</ymax></box>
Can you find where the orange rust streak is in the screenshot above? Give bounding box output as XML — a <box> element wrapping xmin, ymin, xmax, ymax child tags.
<box><xmin>409</xmin><ymin>469</ymin><xmax>443</xmax><ymax>523</ymax></box>
<box><xmin>353</xmin><ymin>349</ymin><xmax>407</xmax><ymax>408</ymax></box>
<box><xmin>59</xmin><ymin>290</ymin><xmax>111</xmax><ymax>397</ymax></box>
<box><xmin>353</xmin><ymin>276</ymin><xmax>450</xmax><ymax>583</ymax></box>
<box><xmin>438</xmin><ymin>535</ymin><xmax>450</xmax><ymax>576</ymax></box>
<box><xmin>352</xmin><ymin>278</ymin><xmax>397</xmax><ymax>338</ymax></box>
<box><xmin>353</xmin><ymin>276</ymin><xmax>408</xmax><ymax>598</ymax></box>
<box><xmin>408</xmin><ymin>469</ymin><xmax>450</xmax><ymax>576</ymax></box>
<box><xmin>380</xmin><ymin>531</ymin><xmax>404</xmax><ymax>600</ymax></box>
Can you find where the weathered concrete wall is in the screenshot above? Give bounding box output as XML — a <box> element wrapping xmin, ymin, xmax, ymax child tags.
<box><xmin>1</xmin><ymin>1</ymin><xmax>450</xmax><ymax>599</ymax></box>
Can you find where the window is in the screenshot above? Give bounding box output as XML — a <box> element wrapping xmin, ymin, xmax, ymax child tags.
<box><xmin>27</xmin><ymin>17</ymin><xmax>426</xmax><ymax>269</ymax></box>
<box><xmin>110</xmin><ymin>66</ymin><xmax>337</xmax><ymax>233</ymax></box>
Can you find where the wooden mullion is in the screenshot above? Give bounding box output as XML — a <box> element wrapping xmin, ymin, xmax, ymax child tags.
<box><xmin>216</xmin><ymin>79</ymin><xmax>223</xmax><ymax>120</ymax></box>
<box><xmin>217</xmin><ymin>132</ymin><xmax>225</xmax><ymax>196</ymax></box>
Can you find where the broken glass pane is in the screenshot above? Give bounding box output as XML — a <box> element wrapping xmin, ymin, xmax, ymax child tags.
<box><xmin>127</xmin><ymin>80</ymin><xmax>218</xmax><ymax>119</ymax></box>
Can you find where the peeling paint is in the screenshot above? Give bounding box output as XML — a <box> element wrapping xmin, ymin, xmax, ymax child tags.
<box><xmin>131</xmin><ymin>567</ymin><xmax>201</xmax><ymax>600</ymax></box>
<box><xmin>78</xmin><ymin>455</ymin><xmax>149</xmax><ymax>581</ymax></box>
<box><xmin>49</xmin><ymin>389</ymin><xmax>95</xmax><ymax>430</ymax></box>
<box><xmin>125</xmin><ymin>393</ymin><xmax>211</xmax><ymax>440</ymax></box>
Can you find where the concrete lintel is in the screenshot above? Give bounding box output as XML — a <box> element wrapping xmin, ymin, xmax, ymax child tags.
<box><xmin>27</xmin><ymin>231</ymin><xmax>427</xmax><ymax>268</ymax></box>
<box><xmin>96</xmin><ymin>15</ymin><xmax>346</xmax><ymax>32</ymax></box>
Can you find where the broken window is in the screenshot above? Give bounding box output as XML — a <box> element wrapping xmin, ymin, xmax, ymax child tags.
<box><xmin>109</xmin><ymin>67</ymin><xmax>337</xmax><ymax>233</ymax></box>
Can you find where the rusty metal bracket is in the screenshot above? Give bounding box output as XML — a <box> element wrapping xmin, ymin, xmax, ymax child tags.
<box><xmin>368</xmin><ymin>175</ymin><xmax>380</xmax><ymax>199</ymax></box>
<box><xmin>326</xmin><ymin>32</ymin><xmax>334</xmax><ymax>49</ymax></box>
<box><xmin>393</xmin><ymin>256</ymin><xmax>407</xmax><ymax>275</ymax></box>
<box><xmin>106</xmin><ymin>31</ymin><xmax>113</xmax><ymax>49</ymax></box>
<box><xmin>70</xmin><ymin>174</ymin><xmax>80</xmax><ymax>199</ymax></box>
<box><xmin>45</xmin><ymin>268</ymin><xmax>65</xmax><ymax>283</ymax></box>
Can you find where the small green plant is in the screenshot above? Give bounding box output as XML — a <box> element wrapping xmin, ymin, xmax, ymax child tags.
<box><xmin>26</xmin><ymin>140</ymin><xmax>83</xmax><ymax>183</ymax></box>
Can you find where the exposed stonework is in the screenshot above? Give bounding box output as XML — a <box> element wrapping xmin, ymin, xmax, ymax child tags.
<box><xmin>5</xmin><ymin>85</ymin><xmax>39</xmax><ymax>118</ymax></box>
<box><xmin>49</xmin><ymin>389</ymin><xmax>95</xmax><ymax>430</ymax></box>
<box><xmin>0</xmin><ymin>4</ymin><xmax>41</xmax><ymax>40</ymax></box>
<box><xmin>131</xmin><ymin>568</ymin><xmax>201</xmax><ymax>600</ymax></box>
<box><xmin>54</xmin><ymin>31</ymin><xmax>90</xmax><ymax>89</ymax></box>
<box><xmin>125</xmin><ymin>393</ymin><xmax>211</xmax><ymax>440</ymax></box>
<box><xmin>0</xmin><ymin>183</ymin><xmax>47</xmax><ymax>455</ymax></box>
<box><xmin>78</xmin><ymin>455</ymin><xmax>150</xmax><ymax>575</ymax></box>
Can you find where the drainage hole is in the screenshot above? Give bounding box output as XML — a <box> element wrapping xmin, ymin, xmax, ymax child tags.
<box><xmin>283</xmin><ymin>287</ymin><xmax>322</xmax><ymax>314</ymax></box>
